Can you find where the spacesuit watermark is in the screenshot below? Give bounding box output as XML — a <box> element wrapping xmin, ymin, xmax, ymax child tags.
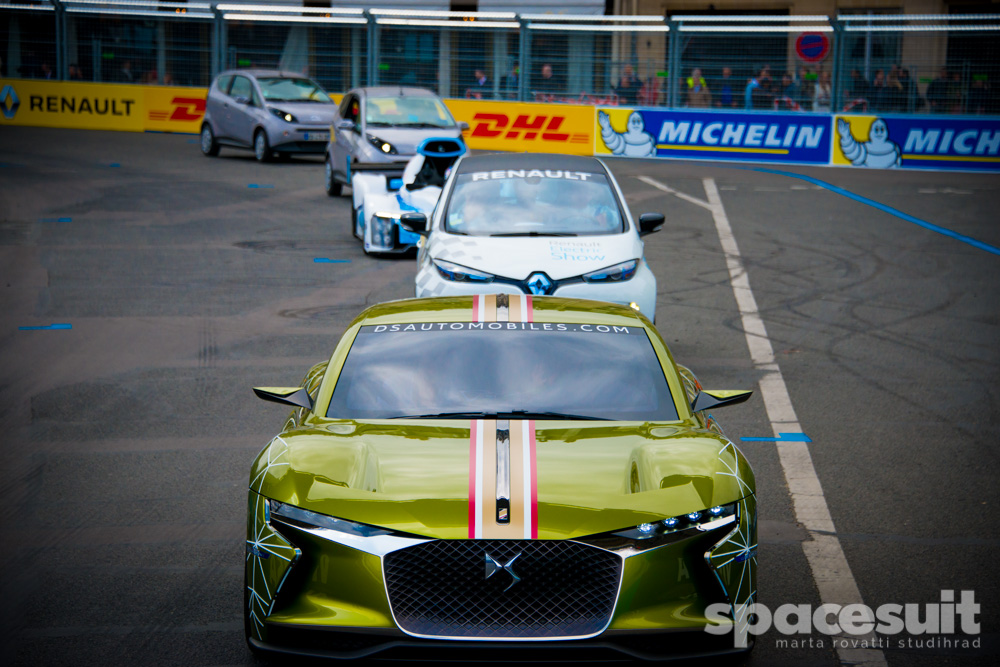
<box><xmin>704</xmin><ymin>590</ymin><xmax>981</xmax><ymax>650</ymax></box>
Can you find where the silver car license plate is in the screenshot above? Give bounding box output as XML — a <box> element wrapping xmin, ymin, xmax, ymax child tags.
<box><xmin>303</xmin><ymin>131</ymin><xmax>329</xmax><ymax>141</ymax></box>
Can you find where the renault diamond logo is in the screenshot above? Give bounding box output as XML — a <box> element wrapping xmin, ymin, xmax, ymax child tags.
<box><xmin>526</xmin><ymin>272</ymin><xmax>554</xmax><ymax>296</ymax></box>
<box><xmin>484</xmin><ymin>552</ymin><xmax>521</xmax><ymax>591</ymax></box>
<box><xmin>0</xmin><ymin>85</ymin><xmax>19</xmax><ymax>120</ymax></box>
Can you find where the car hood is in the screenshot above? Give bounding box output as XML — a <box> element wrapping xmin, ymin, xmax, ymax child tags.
<box><xmin>363</xmin><ymin>126</ymin><xmax>463</xmax><ymax>155</ymax></box>
<box><xmin>427</xmin><ymin>233</ymin><xmax>642</xmax><ymax>281</ymax></box>
<box><xmin>267</xmin><ymin>102</ymin><xmax>337</xmax><ymax>124</ymax></box>
<box><xmin>250</xmin><ymin>420</ymin><xmax>753</xmax><ymax>540</ymax></box>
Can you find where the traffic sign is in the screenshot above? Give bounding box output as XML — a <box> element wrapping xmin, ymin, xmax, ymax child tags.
<box><xmin>795</xmin><ymin>32</ymin><xmax>830</xmax><ymax>63</ymax></box>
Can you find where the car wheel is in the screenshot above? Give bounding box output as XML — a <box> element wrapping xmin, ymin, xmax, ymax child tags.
<box><xmin>253</xmin><ymin>130</ymin><xmax>271</xmax><ymax>163</ymax></box>
<box><xmin>325</xmin><ymin>156</ymin><xmax>342</xmax><ymax>196</ymax></box>
<box><xmin>200</xmin><ymin>124</ymin><xmax>219</xmax><ymax>157</ymax></box>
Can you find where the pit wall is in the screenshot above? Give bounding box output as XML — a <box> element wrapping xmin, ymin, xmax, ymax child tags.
<box><xmin>2</xmin><ymin>80</ymin><xmax>997</xmax><ymax>172</ymax></box>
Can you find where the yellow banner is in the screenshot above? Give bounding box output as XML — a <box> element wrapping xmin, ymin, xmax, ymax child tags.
<box><xmin>445</xmin><ymin>98</ymin><xmax>594</xmax><ymax>156</ymax></box>
<box><xmin>143</xmin><ymin>86</ymin><xmax>209</xmax><ymax>133</ymax></box>
<box><xmin>1</xmin><ymin>79</ymin><xmax>149</xmax><ymax>131</ymax></box>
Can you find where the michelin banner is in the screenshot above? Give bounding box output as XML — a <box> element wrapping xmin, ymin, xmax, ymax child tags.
<box><xmin>595</xmin><ymin>108</ymin><xmax>831</xmax><ymax>165</ymax></box>
<box><xmin>833</xmin><ymin>115</ymin><xmax>1000</xmax><ymax>171</ymax></box>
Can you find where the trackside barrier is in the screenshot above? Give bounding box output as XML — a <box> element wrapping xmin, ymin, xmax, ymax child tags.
<box><xmin>2</xmin><ymin>80</ymin><xmax>998</xmax><ymax>171</ymax></box>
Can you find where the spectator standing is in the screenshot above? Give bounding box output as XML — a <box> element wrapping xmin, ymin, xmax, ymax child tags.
<box><xmin>744</xmin><ymin>74</ymin><xmax>760</xmax><ymax>109</ymax></box>
<box><xmin>638</xmin><ymin>76</ymin><xmax>660</xmax><ymax>106</ymax></box>
<box><xmin>687</xmin><ymin>68</ymin><xmax>711</xmax><ymax>108</ymax></box>
<box><xmin>615</xmin><ymin>64</ymin><xmax>639</xmax><ymax>105</ymax></box>
<box><xmin>885</xmin><ymin>68</ymin><xmax>904</xmax><ymax>112</ymax></box>
<box><xmin>501</xmin><ymin>63</ymin><xmax>519</xmax><ymax>98</ymax></box>
<box><xmin>715</xmin><ymin>66</ymin><xmax>736</xmax><ymax>108</ymax></box>
<box><xmin>926</xmin><ymin>68</ymin><xmax>950</xmax><ymax>113</ymax></box>
<box><xmin>537</xmin><ymin>63</ymin><xmax>563</xmax><ymax>95</ymax></box>
<box><xmin>869</xmin><ymin>69</ymin><xmax>887</xmax><ymax>111</ymax></box>
<box><xmin>847</xmin><ymin>69</ymin><xmax>870</xmax><ymax>107</ymax></box>
<box><xmin>968</xmin><ymin>77</ymin><xmax>990</xmax><ymax>114</ymax></box>
<box><xmin>781</xmin><ymin>73</ymin><xmax>798</xmax><ymax>102</ymax></box>
<box><xmin>898</xmin><ymin>67</ymin><xmax>916</xmax><ymax>112</ymax></box>
<box><xmin>68</xmin><ymin>63</ymin><xmax>84</xmax><ymax>80</ymax></box>
<box><xmin>813</xmin><ymin>71</ymin><xmax>832</xmax><ymax>112</ymax></box>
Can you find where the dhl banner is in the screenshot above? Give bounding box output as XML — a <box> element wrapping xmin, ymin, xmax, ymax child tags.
<box><xmin>445</xmin><ymin>98</ymin><xmax>594</xmax><ymax>156</ymax></box>
<box><xmin>0</xmin><ymin>79</ymin><xmax>208</xmax><ymax>133</ymax></box>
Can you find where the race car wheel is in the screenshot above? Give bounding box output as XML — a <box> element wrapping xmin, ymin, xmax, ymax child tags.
<box><xmin>254</xmin><ymin>130</ymin><xmax>272</xmax><ymax>163</ymax></box>
<box><xmin>353</xmin><ymin>206</ymin><xmax>364</xmax><ymax>241</ymax></box>
<box><xmin>200</xmin><ymin>124</ymin><xmax>219</xmax><ymax>157</ymax></box>
<box><xmin>324</xmin><ymin>156</ymin><xmax>342</xmax><ymax>196</ymax></box>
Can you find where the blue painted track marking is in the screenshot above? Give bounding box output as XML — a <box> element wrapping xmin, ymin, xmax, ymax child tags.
<box><xmin>313</xmin><ymin>258</ymin><xmax>350</xmax><ymax>263</ymax></box>
<box><xmin>247</xmin><ymin>184</ymin><xmax>274</xmax><ymax>189</ymax></box>
<box><xmin>749</xmin><ymin>167</ymin><xmax>1000</xmax><ymax>257</ymax></box>
<box><xmin>108</xmin><ymin>163</ymin><xmax>121</xmax><ymax>168</ymax></box>
<box><xmin>19</xmin><ymin>323</ymin><xmax>73</xmax><ymax>331</ymax></box>
<box><xmin>740</xmin><ymin>432</ymin><xmax>812</xmax><ymax>443</ymax></box>
<box><xmin>39</xmin><ymin>217</ymin><xmax>72</xmax><ymax>222</ymax></box>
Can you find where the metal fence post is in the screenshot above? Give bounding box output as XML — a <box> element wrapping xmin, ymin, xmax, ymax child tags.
<box><xmin>51</xmin><ymin>0</ymin><xmax>66</xmax><ymax>80</ymax></box>
<box><xmin>831</xmin><ymin>17</ymin><xmax>844</xmax><ymax>114</ymax></box>
<box><xmin>519</xmin><ymin>17</ymin><xmax>529</xmax><ymax>103</ymax></box>
<box><xmin>666</xmin><ymin>18</ymin><xmax>679</xmax><ymax>108</ymax></box>
<box><xmin>211</xmin><ymin>4</ymin><xmax>223</xmax><ymax>76</ymax></box>
<box><xmin>367</xmin><ymin>11</ymin><xmax>377</xmax><ymax>87</ymax></box>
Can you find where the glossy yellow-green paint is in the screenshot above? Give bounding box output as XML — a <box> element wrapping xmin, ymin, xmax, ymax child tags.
<box><xmin>248</xmin><ymin>296</ymin><xmax>757</xmax><ymax>636</ymax></box>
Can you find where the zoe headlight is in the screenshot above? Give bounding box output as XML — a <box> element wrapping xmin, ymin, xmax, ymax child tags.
<box><xmin>269</xmin><ymin>108</ymin><xmax>296</xmax><ymax>123</ymax></box>
<box><xmin>366</xmin><ymin>133</ymin><xmax>397</xmax><ymax>155</ymax></box>
<box><xmin>581</xmin><ymin>259</ymin><xmax>639</xmax><ymax>283</ymax></box>
<box><xmin>433</xmin><ymin>259</ymin><xmax>494</xmax><ymax>283</ymax></box>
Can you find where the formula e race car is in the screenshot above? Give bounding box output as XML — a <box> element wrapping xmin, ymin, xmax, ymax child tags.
<box><xmin>349</xmin><ymin>137</ymin><xmax>466</xmax><ymax>255</ymax></box>
<box><xmin>246</xmin><ymin>296</ymin><xmax>757</xmax><ymax>661</ymax></box>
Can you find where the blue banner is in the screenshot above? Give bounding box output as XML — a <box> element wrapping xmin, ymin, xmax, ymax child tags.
<box><xmin>833</xmin><ymin>114</ymin><xmax>1000</xmax><ymax>171</ymax></box>
<box><xmin>596</xmin><ymin>108</ymin><xmax>831</xmax><ymax>165</ymax></box>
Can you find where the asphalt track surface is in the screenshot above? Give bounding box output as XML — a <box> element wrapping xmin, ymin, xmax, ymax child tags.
<box><xmin>1</xmin><ymin>126</ymin><xmax>998</xmax><ymax>666</ymax></box>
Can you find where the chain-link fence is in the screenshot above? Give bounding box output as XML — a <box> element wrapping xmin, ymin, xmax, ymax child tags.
<box><xmin>2</xmin><ymin>2</ymin><xmax>998</xmax><ymax>117</ymax></box>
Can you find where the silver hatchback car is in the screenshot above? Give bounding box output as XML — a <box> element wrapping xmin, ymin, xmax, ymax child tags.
<box><xmin>200</xmin><ymin>69</ymin><xmax>338</xmax><ymax>162</ymax></box>
<box><xmin>325</xmin><ymin>87</ymin><xmax>466</xmax><ymax>196</ymax></box>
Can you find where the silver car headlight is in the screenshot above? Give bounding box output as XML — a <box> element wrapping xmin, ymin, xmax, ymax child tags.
<box><xmin>269</xmin><ymin>499</ymin><xmax>392</xmax><ymax>538</ymax></box>
<box><xmin>269</xmin><ymin>107</ymin><xmax>297</xmax><ymax>123</ymax></box>
<box><xmin>366</xmin><ymin>133</ymin><xmax>397</xmax><ymax>155</ymax></box>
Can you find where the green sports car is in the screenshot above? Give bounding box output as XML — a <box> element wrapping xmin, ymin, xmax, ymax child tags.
<box><xmin>246</xmin><ymin>295</ymin><xmax>757</xmax><ymax>660</ymax></box>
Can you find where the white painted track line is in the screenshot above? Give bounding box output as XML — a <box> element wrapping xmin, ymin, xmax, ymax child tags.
<box><xmin>642</xmin><ymin>174</ymin><xmax>887</xmax><ymax>667</ymax></box>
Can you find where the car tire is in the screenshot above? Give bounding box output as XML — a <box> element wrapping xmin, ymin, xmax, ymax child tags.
<box><xmin>325</xmin><ymin>156</ymin><xmax>342</xmax><ymax>196</ymax></box>
<box><xmin>200</xmin><ymin>124</ymin><xmax>219</xmax><ymax>157</ymax></box>
<box><xmin>253</xmin><ymin>130</ymin><xmax>272</xmax><ymax>163</ymax></box>
<box><xmin>353</xmin><ymin>206</ymin><xmax>364</xmax><ymax>241</ymax></box>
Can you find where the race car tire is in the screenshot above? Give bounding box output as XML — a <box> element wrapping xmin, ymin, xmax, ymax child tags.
<box><xmin>254</xmin><ymin>130</ymin><xmax>272</xmax><ymax>163</ymax></box>
<box><xmin>325</xmin><ymin>156</ymin><xmax>342</xmax><ymax>196</ymax></box>
<box><xmin>353</xmin><ymin>206</ymin><xmax>364</xmax><ymax>241</ymax></box>
<box><xmin>200</xmin><ymin>124</ymin><xmax>219</xmax><ymax>157</ymax></box>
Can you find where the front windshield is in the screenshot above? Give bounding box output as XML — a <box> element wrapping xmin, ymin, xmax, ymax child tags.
<box><xmin>258</xmin><ymin>77</ymin><xmax>332</xmax><ymax>103</ymax></box>
<box><xmin>327</xmin><ymin>323</ymin><xmax>678</xmax><ymax>421</ymax></box>
<box><xmin>366</xmin><ymin>96</ymin><xmax>456</xmax><ymax>128</ymax></box>
<box><xmin>445</xmin><ymin>170</ymin><xmax>624</xmax><ymax>237</ymax></box>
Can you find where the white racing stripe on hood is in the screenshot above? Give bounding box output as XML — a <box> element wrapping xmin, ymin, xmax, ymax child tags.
<box><xmin>429</xmin><ymin>233</ymin><xmax>642</xmax><ymax>281</ymax></box>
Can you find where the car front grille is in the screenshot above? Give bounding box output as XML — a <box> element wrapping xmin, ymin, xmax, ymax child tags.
<box><xmin>383</xmin><ymin>539</ymin><xmax>622</xmax><ymax>639</ymax></box>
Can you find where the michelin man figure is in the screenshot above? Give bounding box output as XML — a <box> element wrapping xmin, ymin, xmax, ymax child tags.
<box><xmin>837</xmin><ymin>117</ymin><xmax>901</xmax><ymax>168</ymax></box>
<box><xmin>599</xmin><ymin>110</ymin><xmax>656</xmax><ymax>157</ymax></box>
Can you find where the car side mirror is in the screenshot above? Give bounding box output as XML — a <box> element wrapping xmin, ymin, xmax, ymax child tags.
<box><xmin>232</xmin><ymin>95</ymin><xmax>251</xmax><ymax>106</ymax></box>
<box><xmin>458</xmin><ymin>121</ymin><xmax>470</xmax><ymax>131</ymax></box>
<box><xmin>691</xmin><ymin>389</ymin><xmax>753</xmax><ymax>413</ymax></box>
<box><xmin>336</xmin><ymin>119</ymin><xmax>356</xmax><ymax>132</ymax></box>
<box><xmin>399</xmin><ymin>212</ymin><xmax>428</xmax><ymax>236</ymax></box>
<box><xmin>253</xmin><ymin>386</ymin><xmax>313</xmax><ymax>411</ymax></box>
<box><xmin>638</xmin><ymin>212</ymin><xmax>665</xmax><ymax>236</ymax></box>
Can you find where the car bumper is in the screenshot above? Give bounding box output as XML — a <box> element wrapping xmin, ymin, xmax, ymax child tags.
<box><xmin>365</xmin><ymin>214</ymin><xmax>422</xmax><ymax>253</ymax></box>
<box><xmin>415</xmin><ymin>261</ymin><xmax>657</xmax><ymax>321</ymax></box>
<box><xmin>269</xmin><ymin>126</ymin><xmax>331</xmax><ymax>153</ymax></box>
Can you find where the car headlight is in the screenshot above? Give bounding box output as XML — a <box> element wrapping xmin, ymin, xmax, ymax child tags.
<box><xmin>616</xmin><ymin>502</ymin><xmax>738</xmax><ymax>541</ymax></box>
<box><xmin>581</xmin><ymin>259</ymin><xmax>639</xmax><ymax>283</ymax></box>
<box><xmin>366</xmin><ymin>133</ymin><xmax>397</xmax><ymax>155</ymax></box>
<box><xmin>433</xmin><ymin>259</ymin><xmax>494</xmax><ymax>283</ymax></box>
<box><xmin>268</xmin><ymin>499</ymin><xmax>393</xmax><ymax>538</ymax></box>
<box><xmin>371</xmin><ymin>213</ymin><xmax>396</xmax><ymax>248</ymax></box>
<box><xmin>269</xmin><ymin>107</ymin><xmax>296</xmax><ymax>123</ymax></box>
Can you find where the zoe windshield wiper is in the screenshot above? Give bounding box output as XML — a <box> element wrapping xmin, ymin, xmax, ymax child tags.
<box><xmin>489</xmin><ymin>231</ymin><xmax>578</xmax><ymax>237</ymax></box>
